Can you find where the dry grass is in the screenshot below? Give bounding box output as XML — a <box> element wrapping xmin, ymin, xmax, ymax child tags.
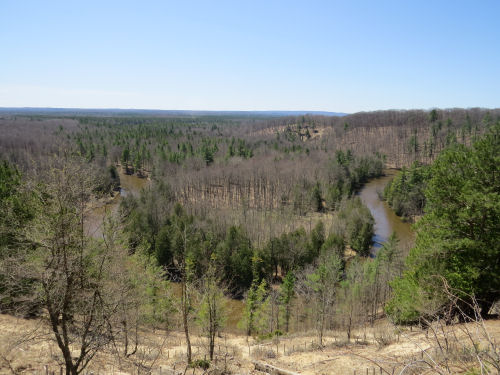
<box><xmin>1</xmin><ymin>314</ymin><xmax>499</xmax><ymax>375</ymax></box>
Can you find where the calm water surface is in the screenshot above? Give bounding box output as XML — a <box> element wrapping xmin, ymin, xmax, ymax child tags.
<box><xmin>358</xmin><ymin>170</ymin><xmax>415</xmax><ymax>256</ymax></box>
<box><xmin>86</xmin><ymin>171</ymin><xmax>149</xmax><ymax>238</ymax></box>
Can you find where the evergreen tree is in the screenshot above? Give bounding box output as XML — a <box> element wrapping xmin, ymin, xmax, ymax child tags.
<box><xmin>279</xmin><ymin>271</ymin><xmax>295</xmax><ymax>333</ymax></box>
<box><xmin>387</xmin><ymin>123</ymin><xmax>500</xmax><ymax>323</ymax></box>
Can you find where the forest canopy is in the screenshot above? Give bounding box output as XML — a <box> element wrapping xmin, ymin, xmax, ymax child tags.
<box><xmin>0</xmin><ymin>109</ymin><xmax>499</xmax><ymax>374</ymax></box>
<box><xmin>386</xmin><ymin>122</ymin><xmax>500</xmax><ymax>324</ymax></box>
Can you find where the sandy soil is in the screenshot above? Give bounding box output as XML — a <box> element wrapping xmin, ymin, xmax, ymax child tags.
<box><xmin>1</xmin><ymin>314</ymin><xmax>499</xmax><ymax>375</ymax></box>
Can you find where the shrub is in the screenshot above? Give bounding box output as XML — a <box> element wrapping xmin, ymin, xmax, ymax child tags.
<box><xmin>190</xmin><ymin>359</ymin><xmax>210</xmax><ymax>370</ymax></box>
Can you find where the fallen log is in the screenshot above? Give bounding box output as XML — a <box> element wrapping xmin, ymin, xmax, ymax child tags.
<box><xmin>252</xmin><ymin>360</ymin><xmax>300</xmax><ymax>375</ymax></box>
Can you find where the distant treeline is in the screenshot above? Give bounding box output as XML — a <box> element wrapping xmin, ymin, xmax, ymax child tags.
<box><xmin>0</xmin><ymin>110</ymin><xmax>498</xmax><ymax>374</ymax></box>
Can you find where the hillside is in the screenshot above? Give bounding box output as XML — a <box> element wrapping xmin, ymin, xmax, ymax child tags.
<box><xmin>1</xmin><ymin>313</ymin><xmax>499</xmax><ymax>375</ymax></box>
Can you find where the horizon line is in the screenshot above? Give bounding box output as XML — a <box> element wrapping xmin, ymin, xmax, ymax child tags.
<box><xmin>1</xmin><ymin>106</ymin><xmax>499</xmax><ymax>115</ymax></box>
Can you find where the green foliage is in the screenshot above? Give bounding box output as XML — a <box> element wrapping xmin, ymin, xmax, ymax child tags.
<box><xmin>320</xmin><ymin>233</ymin><xmax>345</xmax><ymax>263</ymax></box>
<box><xmin>376</xmin><ymin>233</ymin><xmax>403</xmax><ymax>273</ymax></box>
<box><xmin>0</xmin><ymin>161</ymin><xmax>33</xmax><ymax>248</ymax></box>
<box><xmin>273</xmin><ymin>228</ymin><xmax>313</xmax><ymax>274</ymax></box>
<box><xmin>309</xmin><ymin>221</ymin><xmax>325</xmax><ymax>257</ymax></box>
<box><xmin>5</xmin><ymin>110</ymin><xmax>500</xmax><ymax>364</ymax></box>
<box><xmin>279</xmin><ymin>271</ymin><xmax>295</xmax><ymax>332</ymax></box>
<box><xmin>384</xmin><ymin>162</ymin><xmax>430</xmax><ymax>218</ymax></box>
<box><xmin>324</xmin><ymin>151</ymin><xmax>384</xmax><ymax>209</ymax></box>
<box><xmin>227</xmin><ymin>137</ymin><xmax>254</xmax><ymax>159</ymax></box>
<box><xmin>256</xmin><ymin>222</ymin><xmax>344</xmax><ymax>284</ymax></box>
<box><xmin>429</xmin><ymin>109</ymin><xmax>438</xmax><ymax>122</ymax></box>
<box><xmin>385</xmin><ymin>271</ymin><xmax>424</xmax><ymax>324</ymax></box>
<box><xmin>0</xmin><ymin>160</ymin><xmax>21</xmax><ymax>202</ymax></box>
<box><xmin>306</xmin><ymin>253</ymin><xmax>342</xmax><ymax>294</ymax></box>
<box><xmin>121</xmin><ymin>147</ymin><xmax>130</xmax><ymax>164</ymax></box>
<box><xmin>200</xmin><ymin>139</ymin><xmax>218</xmax><ymax>165</ymax></box>
<box><xmin>215</xmin><ymin>226</ymin><xmax>254</xmax><ymax>294</ymax></box>
<box><xmin>338</xmin><ymin>198</ymin><xmax>374</xmax><ymax>256</ymax></box>
<box><xmin>93</xmin><ymin>164</ymin><xmax>121</xmax><ymax>195</ymax></box>
<box><xmin>123</xmin><ymin>188</ymin><xmax>338</xmax><ymax>296</ymax></box>
<box><xmin>463</xmin><ymin>369</ymin><xmax>481</xmax><ymax>375</ymax></box>
<box><xmin>108</xmin><ymin>165</ymin><xmax>120</xmax><ymax>188</ymax></box>
<box><xmin>305</xmin><ymin>251</ymin><xmax>343</xmax><ymax>345</ymax></box>
<box><xmin>280</xmin><ymin>271</ymin><xmax>295</xmax><ymax>305</ymax></box>
<box><xmin>253</xmin><ymin>293</ymin><xmax>272</xmax><ymax>336</ymax></box>
<box><xmin>311</xmin><ymin>183</ymin><xmax>323</xmax><ymax>212</ymax></box>
<box><xmin>129</xmin><ymin>249</ymin><xmax>175</xmax><ymax>328</ymax></box>
<box><xmin>121</xmin><ymin>181</ymin><xmax>174</xmax><ymax>255</ymax></box>
<box><xmin>240</xmin><ymin>276</ymin><xmax>269</xmax><ymax>336</ymax></box>
<box><xmin>155</xmin><ymin>225</ymin><xmax>173</xmax><ymax>266</ymax></box>
<box><xmin>1</xmin><ymin>158</ymin><xmax>172</xmax><ymax>372</ymax></box>
<box><xmin>387</xmin><ymin>124</ymin><xmax>500</xmax><ymax>323</ymax></box>
<box><xmin>196</xmin><ymin>281</ymin><xmax>226</xmax><ymax>332</ymax></box>
<box><xmin>408</xmin><ymin>134</ymin><xmax>419</xmax><ymax>154</ymax></box>
<box><xmin>0</xmin><ymin>161</ymin><xmax>36</xmax><ymax>314</ymax></box>
<box><xmin>337</xmin><ymin>258</ymin><xmax>364</xmax><ymax>340</ymax></box>
<box><xmin>189</xmin><ymin>359</ymin><xmax>210</xmax><ymax>370</ymax></box>
<box><xmin>195</xmin><ymin>259</ymin><xmax>227</xmax><ymax>359</ymax></box>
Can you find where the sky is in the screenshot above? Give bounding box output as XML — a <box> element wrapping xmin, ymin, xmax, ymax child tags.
<box><xmin>1</xmin><ymin>1</ymin><xmax>499</xmax><ymax>113</ymax></box>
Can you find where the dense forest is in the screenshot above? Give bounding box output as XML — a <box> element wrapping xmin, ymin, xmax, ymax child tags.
<box><xmin>0</xmin><ymin>108</ymin><xmax>498</xmax><ymax>375</ymax></box>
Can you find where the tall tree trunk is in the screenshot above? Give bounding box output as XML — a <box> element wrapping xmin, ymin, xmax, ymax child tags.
<box><xmin>182</xmin><ymin>281</ymin><xmax>192</xmax><ymax>363</ymax></box>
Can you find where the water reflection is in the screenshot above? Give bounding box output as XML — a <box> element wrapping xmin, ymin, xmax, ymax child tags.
<box><xmin>119</xmin><ymin>172</ymin><xmax>149</xmax><ymax>197</ymax></box>
<box><xmin>358</xmin><ymin>170</ymin><xmax>415</xmax><ymax>256</ymax></box>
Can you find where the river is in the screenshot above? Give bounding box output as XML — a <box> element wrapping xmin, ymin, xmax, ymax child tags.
<box><xmin>85</xmin><ymin>170</ymin><xmax>149</xmax><ymax>238</ymax></box>
<box><xmin>358</xmin><ymin>170</ymin><xmax>415</xmax><ymax>256</ymax></box>
<box><xmin>88</xmin><ymin>169</ymin><xmax>414</xmax><ymax>256</ymax></box>
<box><xmin>89</xmin><ymin>169</ymin><xmax>412</xmax><ymax>251</ymax></box>
<box><xmin>85</xmin><ymin>169</ymin><xmax>412</xmax><ymax>331</ymax></box>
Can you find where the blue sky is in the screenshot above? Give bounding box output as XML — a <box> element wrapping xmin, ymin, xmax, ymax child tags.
<box><xmin>1</xmin><ymin>1</ymin><xmax>499</xmax><ymax>112</ymax></box>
